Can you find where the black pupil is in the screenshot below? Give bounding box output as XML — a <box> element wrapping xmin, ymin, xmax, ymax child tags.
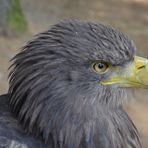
<box><xmin>98</xmin><ymin>63</ymin><xmax>105</xmax><ymax>69</ymax></box>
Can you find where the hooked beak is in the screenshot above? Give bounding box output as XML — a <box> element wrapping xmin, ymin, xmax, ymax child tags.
<box><xmin>101</xmin><ymin>56</ymin><xmax>148</xmax><ymax>88</ymax></box>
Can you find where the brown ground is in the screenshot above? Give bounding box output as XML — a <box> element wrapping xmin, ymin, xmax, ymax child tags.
<box><xmin>0</xmin><ymin>0</ymin><xmax>148</xmax><ymax>147</ymax></box>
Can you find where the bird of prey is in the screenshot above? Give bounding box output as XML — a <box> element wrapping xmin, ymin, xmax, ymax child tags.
<box><xmin>0</xmin><ymin>20</ymin><xmax>148</xmax><ymax>148</ymax></box>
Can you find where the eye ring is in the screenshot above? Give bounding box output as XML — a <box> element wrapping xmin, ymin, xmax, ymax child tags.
<box><xmin>92</xmin><ymin>62</ymin><xmax>109</xmax><ymax>74</ymax></box>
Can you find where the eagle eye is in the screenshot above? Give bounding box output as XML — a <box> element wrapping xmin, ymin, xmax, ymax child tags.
<box><xmin>92</xmin><ymin>62</ymin><xmax>109</xmax><ymax>74</ymax></box>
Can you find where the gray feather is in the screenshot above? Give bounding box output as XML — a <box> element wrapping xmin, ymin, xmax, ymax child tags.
<box><xmin>5</xmin><ymin>20</ymin><xmax>141</xmax><ymax>147</ymax></box>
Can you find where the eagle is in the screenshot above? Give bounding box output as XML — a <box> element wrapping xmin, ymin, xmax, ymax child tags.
<box><xmin>0</xmin><ymin>20</ymin><xmax>148</xmax><ymax>148</ymax></box>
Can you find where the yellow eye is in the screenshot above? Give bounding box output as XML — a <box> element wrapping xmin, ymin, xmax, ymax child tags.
<box><xmin>92</xmin><ymin>62</ymin><xmax>109</xmax><ymax>74</ymax></box>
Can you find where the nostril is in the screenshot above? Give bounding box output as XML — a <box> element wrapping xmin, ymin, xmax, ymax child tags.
<box><xmin>138</xmin><ymin>65</ymin><xmax>145</xmax><ymax>69</ymax></box>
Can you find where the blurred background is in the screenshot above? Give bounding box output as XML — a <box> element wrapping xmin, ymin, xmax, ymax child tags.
<box><xmin>0</xmin><ymin>0</ymin><xmax>148</xmax><ymax>147</ymax></box>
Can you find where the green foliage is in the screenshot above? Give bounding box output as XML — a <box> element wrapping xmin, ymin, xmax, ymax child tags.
<box><xmin>8</xmin><ymin>0</ymin><xmax>28</xmax><ymax>34</ymax></box>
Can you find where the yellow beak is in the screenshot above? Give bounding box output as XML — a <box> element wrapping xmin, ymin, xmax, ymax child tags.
<box><xmin>101</xmin><ymin>56</ymin><xmax>148</xmax><ymax>88</ymax></box>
